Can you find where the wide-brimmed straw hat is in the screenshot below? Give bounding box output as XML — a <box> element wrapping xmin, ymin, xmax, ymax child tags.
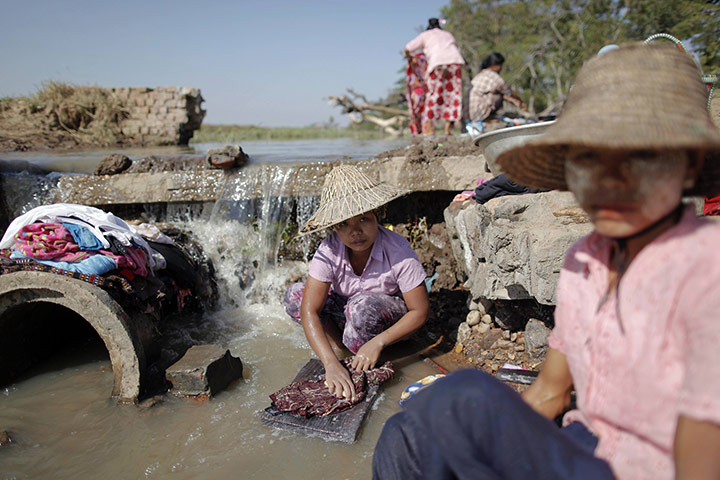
<box><xmin>497</xmin><ymin>43</ymin><xmax>720</xmax><ymax>197</ymax></box>
<box><xmin>298</xmin><ymin>165</ymin><xmax>408</xmax><ymax>236</ymax></box>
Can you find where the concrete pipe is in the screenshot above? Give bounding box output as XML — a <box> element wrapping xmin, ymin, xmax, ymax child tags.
<box><xmin>0</xmin><ymin>271</ymin><xmax>146</xmax><ymax>402</ymax></box>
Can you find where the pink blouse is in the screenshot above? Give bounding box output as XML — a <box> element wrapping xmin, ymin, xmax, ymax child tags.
<box><xmin>309</xmin><ymin>226</ymin><xmax>426</xmax><ymax>298</ymax></box>
<box><xmin>405</xmin><ymin>29</ymin><xmax>465</xmax><ymax>76</ymax></box>
<box><xmin>549</xmin><ymin>205</ymin><xmax>720</xmax><ymax>479</ymax></box>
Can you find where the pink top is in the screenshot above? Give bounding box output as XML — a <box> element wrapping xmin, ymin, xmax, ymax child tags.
<box><xmin>405</xmin><ymin>29</ymin><xmax>465</xmax><ymax>76</ymax></box>
<box><xmin>549</xmin><ymin>205</ymin><xmax>720</xmax><ymax>479</ymax></box>
<box><xmin>309</xmin><ymin>226</ymin><xmax>426</xmax><ymax>298</ymax></box>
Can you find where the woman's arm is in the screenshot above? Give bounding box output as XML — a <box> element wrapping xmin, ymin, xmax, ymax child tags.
<box><xmin>674</xmin><ymin>416</ymin><xmax>720</xmax><ymax>479</ymax></box>
<box><xmin>405</xmin><ymin>34</ymin><xmax>424</xmax><ymax>56</ymax></box>
<box><xmin>521</xmin><ymin>348</ymin><xmax>574</xmax><ymax>420</ymax></box>
<box><xmin>351</xmin><ymin>284</ymin><xmax>429</xmax><ymax>371</ymax></box>
<box><xmin>300</xmin><ymin>276</ymin><xmax>357</xmax><ymax>401</ymax></box>
<box><xmin>505</xmin><ymin>91</ymin><xmax>527</xmax><ymax>110</ymax></box>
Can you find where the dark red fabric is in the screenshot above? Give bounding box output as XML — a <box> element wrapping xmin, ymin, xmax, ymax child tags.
<box><xmin>704</xmin><ymin>195</ymin><xmax>720</xmax><ymax>216</ymax></box>
<box><xmin>269</xmin><ymin>359</ymin><xmax>394</xmax><ymax>418</ymax></box>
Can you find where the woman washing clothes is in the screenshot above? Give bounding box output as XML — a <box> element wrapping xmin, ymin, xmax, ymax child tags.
<box><xmin>284</xmin><ymin>165</ymin><xmax>429</xmax><ymax>402</ymax></box>
<box><xmin>404</xmin><ymin>18</ymin><xmax>465</xmax><ymax>136</ymax></box>
<box><xmin>469</xmin><ymin>52</ymin><xmax>526</xmax><ymax>123</ymax></box>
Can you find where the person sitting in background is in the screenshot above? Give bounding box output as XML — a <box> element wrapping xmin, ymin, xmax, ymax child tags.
<box><xmin>373</xmin><ymin>43</ymin><xmax>720</xmax><ymax>479</ymax></box>
<box><xmin>404</xmin><ymin>18</ymin><xmax>465</xmax><ymax>137</ymax></box>
<box><xmin>469</xmin><ymin>52</ymin><xmax>526</xmax><ymax>124</ymax></box>
<box><xmin>284</xmin><ymin>165</ymin><xmax>429</xmax><ymax>403</ymax></box>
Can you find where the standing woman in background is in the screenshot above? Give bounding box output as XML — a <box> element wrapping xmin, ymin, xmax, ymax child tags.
<box><xmin>404</xmin><ymin>18</ymin><xmax>465</xmax><ymax>136</ymax></box>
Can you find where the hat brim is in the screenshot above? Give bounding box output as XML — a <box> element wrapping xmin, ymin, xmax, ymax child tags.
<box><xmin>297</xmin><ymin>187</ymin><xmax>409</xmax><ymax>237</ymax></box>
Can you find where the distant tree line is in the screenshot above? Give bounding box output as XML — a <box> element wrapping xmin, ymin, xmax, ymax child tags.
<box><xmin>439</xmin><ymin>0</ymin><xmax>719</xmax><ymax>114</ymax></box>
<box><xmin>381</xmin><ymin>0</ymin><xmax>719</xmax><ymax>116</ymax></box>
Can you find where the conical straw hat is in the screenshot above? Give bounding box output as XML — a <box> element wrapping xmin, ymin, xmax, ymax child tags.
<box><xmin>298</xmin><ymin>165</ymin><xmax>408</xmax><ymax>236</ymax></box>
<box><xmin>497</xmin><ymin>43</ymin><xmax>720</xmax><ymax>196</ymax></box>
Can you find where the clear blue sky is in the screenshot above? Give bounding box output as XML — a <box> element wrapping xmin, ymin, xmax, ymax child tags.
<box><xmin>0</xmin><ymin>0</ymin><xmax>449</xmax><ymax>127</ymax></box>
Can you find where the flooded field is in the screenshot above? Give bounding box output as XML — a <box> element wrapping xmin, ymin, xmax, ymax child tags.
<box><xmin>0</xmin><ymin>138</ymin><xmax>453</xmax><ymax>480</ymax></box>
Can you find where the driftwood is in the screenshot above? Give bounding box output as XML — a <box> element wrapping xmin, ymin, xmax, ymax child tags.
<box><xmin>327</xmin><ymin>89</ymin><xmax>408</xmax><ymax>136</ymax></box>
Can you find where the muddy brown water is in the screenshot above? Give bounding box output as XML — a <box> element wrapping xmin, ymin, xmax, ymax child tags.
<box><xmin>0</xmin><ymin>140</ymin><xmax>458</xmax><ymax>479</ymax></box>
<box><xmin>0</xmin><ymin>301</ymin><xmax>440</xmax><ymax>479</ymax></box>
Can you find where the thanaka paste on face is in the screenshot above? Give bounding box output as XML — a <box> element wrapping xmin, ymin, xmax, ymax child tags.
<box><xmin>564</xmin><ymin>149</ymin><xmax>688</xmax><ymax>238</ymax></box>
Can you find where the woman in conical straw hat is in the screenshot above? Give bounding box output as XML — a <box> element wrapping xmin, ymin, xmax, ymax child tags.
<box><xmin>284</xmin><ymin>165</ymin><xmax>429</xmax><ymax>402</ymax></box>
<box><xmin>374</xmin><ymin>43</ymin><xmax>720</xmax><ymax>479</ymax></box>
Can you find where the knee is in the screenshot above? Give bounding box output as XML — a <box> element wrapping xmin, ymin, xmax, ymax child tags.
<box><xmin>345</xmin><ymin>293</ymin><xmax>404</xmax><ymax>322</ymax></box>
<box><xmin>283</xmin><ymin>281</ymin><xmax>305</xmax><ymax>321</ymax></box>
<box><xmin>405</xmin><ymin>369</ymin><xmax>511</xmax><ymax>415</ymax></box>
<box><xmin>284</xmin><ymin>281</ymin><xmax>305</xmax><ymax>303</ymax></box>
<box><xmin>373</xmin><ymin>411</ymin><xmax>426</xmax><ymax>480</ymax></box>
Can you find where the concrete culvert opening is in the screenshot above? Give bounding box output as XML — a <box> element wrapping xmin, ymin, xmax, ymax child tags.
<box><xmin>0</xmin><ymin>271</ymin><xmax>147</xmax><ymax>402</ymax></box>
<box><xmin>0</xmin><ymin>300</ymin><xmax>108</xmax><ymax>384</ymax></box>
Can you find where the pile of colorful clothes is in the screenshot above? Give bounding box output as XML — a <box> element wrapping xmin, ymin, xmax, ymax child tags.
<box><xmin>0</xmin><ymin>203</ymin><xmax>182</xmax><ymax>305</ymax></box>
<box><xmin>269</xmin><ymin>358</ymin><xmax>394</xmax><ymax>418</ymax></box>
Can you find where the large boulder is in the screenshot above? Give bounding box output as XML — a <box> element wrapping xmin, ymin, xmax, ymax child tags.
<box><xmin>444</xmin><ymin>191</ymin><xmax>592</xmax><ymax>305</ymax></box>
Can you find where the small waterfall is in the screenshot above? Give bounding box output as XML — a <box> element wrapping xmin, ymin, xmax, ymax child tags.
<box><xmin>0</xmin><ymin>161</ymin><xmax>328</xmax><ymax>310</ymax></box>
<box><xmin>167</xmin><ymin>163</ymin><xmax>323</xmax><ymax>308</ymax></box>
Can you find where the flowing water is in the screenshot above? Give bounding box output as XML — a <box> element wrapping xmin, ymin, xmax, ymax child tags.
<box><xmin>0</xmin><ymin>138</ymin><xmax>446</xmax><ymax>480</ymax></box>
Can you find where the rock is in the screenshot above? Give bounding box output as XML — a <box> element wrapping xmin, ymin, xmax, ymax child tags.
<box><xmin>481</xmin><ymin>314</ymin><xmax>493</xmax><ymax>325</ymax></box>
<box><xmin>166</xmin><ymin>345</ymin><xmax>243</xmax><ymax>398</ymax></box>
<box><xmin>457</xmin><ymin>322</ymin><xmax>472</xmax><ymax>345</ymax></box>
<box><xmin>474</xmin><ymin>322</ymin><xmax>490</xmax><ymax>335</ymax></box>
<box><xmin>444</xmin><ymin>191</ymin><xmax>592</xmax><ymax>305</ymax></box>
<box><xmin>206</xmin><ymin>145</ymin><xmax>247</xmax><ymax>169</ymax></box>
<box><xmin>494</xmin><ymin>304</ymin><xmax>528</xmax><ymax>331</ymax></box>
<box><xmin>525</xmin><ymin>318</ymin><xmax>552</xmax><ymax>360</ymax></box>
<box><xmin>466</xmin><ymin>310</ymin><xmax>481</xmax><ymax>326</ymax></box>
<box><xmin>138</xmin><ymin>395</ymin><xmax>164</xmax><ymax>410</ymax></box>
<box><xmin>467</xmin><ymin>297</ymin><xmax>491</xmax><ymax>315</ymax></box>
<box><xmin>94</xmin><ymin>154</ymin><xmax>132</xmax><ymax>175</ymax></box>
<box><xmin>481</xmin><ymin>328</ymin><xmax>504</xmax><ymax>350</ymax></box>
<box><xmin>0</xmin><ymin>430</ymin><xmax>13</xmax><ymax>447</ymax></box>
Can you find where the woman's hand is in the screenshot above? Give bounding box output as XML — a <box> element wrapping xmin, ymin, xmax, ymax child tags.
<box><xmin>351</xmin><ymin>337</ymin><xmax>385</xmax><ymax>371</ymax></box>
<box><xmin>324</xmin><ymin>360</ymin><xmax>356</xmax><ymax>401</ymax></box>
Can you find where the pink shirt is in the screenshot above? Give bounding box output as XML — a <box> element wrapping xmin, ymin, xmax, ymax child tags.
<box><xmin>309</xmin><ymin>226</ymin><xmax>426</xmax><ymax>299</ymax></box>
<box><xmin>549</xmin><ymin>205</ymin><xmax>720</xmax><ymax>479</ymax></box>
<box><xmin>405</xmin><ymin>29</ymin><xmax>465</xmax><ymax>76</ymax></box>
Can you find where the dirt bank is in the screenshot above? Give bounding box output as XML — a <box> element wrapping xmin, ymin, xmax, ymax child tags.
<box><xmin>0</xmin><ymin>83</ymin><xmax>128</xmax><ymax>152</ymax></box>
<box><xmin>376</xmin><ymin>136</ymin><xmax>481</xmax><ymax>163</ymax></box>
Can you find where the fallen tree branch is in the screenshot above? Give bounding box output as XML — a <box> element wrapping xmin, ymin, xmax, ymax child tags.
<box><xmin>327</xmin><ymin>94</ymin><xmax>408</xmax><ymax>117</ymax></box>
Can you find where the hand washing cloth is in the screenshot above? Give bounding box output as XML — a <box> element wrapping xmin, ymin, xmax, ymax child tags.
<box><xmin>549</xmin><ymin>204</ymin><xmax>720</xmax><ymax>479</ymax></box>
<box><xmin>14</xmin><ymin>223</ymin><xmax>91</xmax><ymax>262</ymax></box>
<box><xmin>10</xmin><ymin>250</ymin><xmax>118</xmax><ymax>275</ymax></box>
<box><xmin>270</xmin><ymin>358</ymin><xmax>394</xmax><ymax>418</ymax></box>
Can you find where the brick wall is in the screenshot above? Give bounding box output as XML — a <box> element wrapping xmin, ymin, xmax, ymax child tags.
<box><xmin>111</xmin><ymin>86</ymin><xmax>205</xmax><ymax>145</ymax></box>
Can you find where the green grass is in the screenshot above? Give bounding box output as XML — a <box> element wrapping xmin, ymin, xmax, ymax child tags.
<box><xmin>190</xmin><ymin>124</ymin><xmax>393</xmax><ymax>143</ymax></box>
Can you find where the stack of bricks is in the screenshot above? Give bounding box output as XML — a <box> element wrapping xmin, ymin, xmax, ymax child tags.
<box><xmin>111</xmin><ymin>86</ymin><xmax>206</xmax><ymax>145</ymax></box>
